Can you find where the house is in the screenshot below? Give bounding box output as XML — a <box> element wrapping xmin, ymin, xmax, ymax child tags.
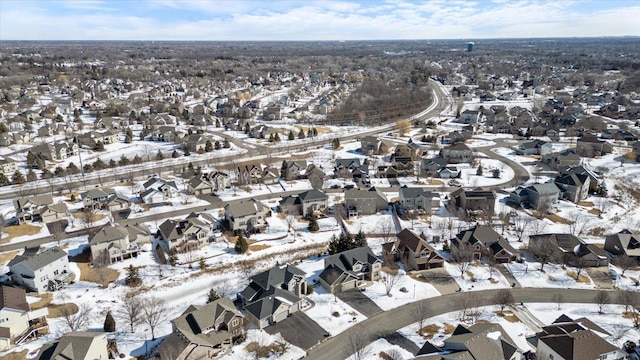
<box><xmin>0</xmin><ymin>285</ymin><xmax>48</xmax><ymax>351</ymax></box>
<box><xmin>344</xmin><ymin>187</ymin><xmax>388</xmax><ymax>217</ymax></box>
<box><xmin>31</xmin><ymin>140</ymin><xmax>78</xmax><ymax>162</ymax></box>
<box><xmin>281</xmin><ymin>160</ymin><xmax>307</xmax><ymax>181</ymax></box>
<box><xmin>450</xmin><ymin>189</ymin><xmax>496</xmax><ymax>215</ymax></box>
<box><xmin>77</xmin><ymin>129</ymin><xmax>119</xmax><ymax>148</ymax></box>
<box><xmin>517</xmin><ymin>139</ymin><xmax>553</xmax><ymax>156</ymax></box>
<box><xmin>529</xmin><ymin>234</ymin><xmax>609</xmax><ymax>267</ymax></box>
<box><xmin>260</xmin><ymin>167</ymin><xmax>280</xmax><ymax>185</ymax></box>
<box><xmin>554</xmin><ymin>173</ymin><xmax>590</xmax><ymax>203</ymax></box>
<box><xmin>508</xmin><ymin>183</ymin><xmax>561</xmax><ymax>212</ymax></box>
<box><xmin>459</xmin><ymin>109</ymin><xmax>483</xmax><ymax>124</ymax></box>
<box><xmin>398</xmin><ymin>186</ymin><xmax>439</xmax><ymax>212</ymax></box>
<box><xmin>439</xmin><ymin>143</ymin><xmax>474</xmax><ymax>164</ymax></box>
<box><xmin>13</xmin><ymin>194</ymin><xmax>54</xmax><ymax>224</ymax></box>
<box><xmin>158</xmin><ymin>213</ymin><xmax>215</xmax><ymax>252</ymax></box>
<box><xmin>278</xmin><ymin>189</ymin><xmax>328</xmax><ymax>217</ymax></box>
<box><xmin>319</xmin><ymin>246</ymin><xmax>382</xmax><ymax>293</ymax></box>
<box><xmin>360</xmin><ymin>136</ymin><xmax>384</xmax><ymax>155</ymax></box>
<box><xmin>0</xmin><ymin>157</ymin><xmax>18</xmax><ymax>176</ymax></box>
<box><xmin>36</xmin><ymin>203</ymin><xmax>69</xmax><ymax>224</ymax></box>
<box><xmin>576</xmin><ymin>135</ymin><xmax>613</xmax><ymax>157</ymax></box>
<box><xmin>183</xmin><ymin>133</ymin><xmax>214</xmax><ymax>153</ymax></box>
<box><xmin>237</xmin><ymin>264</ymin><xmax>308</xmax><ymax>329</ymax></box>
<box><xmin>382</xmin><ymin>229</ymin><xmax>444</xmax><ymax>271</ymax></box>
<box><xmin>224</xmin><ymin>198</ymin><xmax>270</xmax><ymax>232</ymax></box>
<box><xmin>604</xmin><ymin>229</ymin><xmax>640</xmax><ymax>260</ymax></box>
<box><xmin>437</xmin><ymin>166</ymin><xmax>460</xmax><ymax>179</ymax></box>
<box><xmin>235</xmin><ymin>164</ymin><xmax>262</xmax><ymax>185</ymax></box>
<box><xmin>140</xmin><ymin>177</ymin><xmax>179</xmax><ymax>204</ymax></box>
<box><xmin>542</xmin><ymin>150</ymin><xmax>582</xmax><ymax>170</ymax></box>
<box><xmin>80</xmin><ymin>188</ymin><xmax>117</xmax><ymax>210</ymax></box>
<box><xmin>415</xmin><ymin>322</ymin><xmax>521</xmax><ymax>360</ymax></box>
<box><xmin>89</xmin><ymin>223</ymin><xmax>142</xmax><ymax>264</ymax></box>
<box><xmin>158</xmin><ymin>298</ymin><xmax>243</xmax><ymax>360</ymax></box>
<box><xmin>334</xmin><ymin>158</ymin><xmax>369</xmax><ymax>179</ymax></box>
<box><xmin>8</xmin><ymin>247</ymin><xmax>72</xmax><ymax>293</ymax></box>
<box><xmin>188</xmin><ymin>172</ymin><xmax>230</xmax><ymax>195</ymax></box>
<box><xmin>151</xmin><ymin>126</ymin><xmax>179</xmax><ymax>142</ymax></box>
<box><xmin>535</xmin><ymin>315</ymin><xmax>625</xmax><ymax>360</ymax></box>
<box><xmin>560</xmin><ymin>165</ymin><xmax>601</xmax><ymax>193</ymax></box>
<box><xmin>452</xmin><ymin>225</ymin><xmax>519</xmax><ymax>263</ymax></box>
<box><xmin>36</xmin><ymin>332</ymin><xmax>109</xmax><ymax>360</ymax></box>
<box><xmin>422</xmin><ymin>157</ymin><xmax>449</xmax><ymax>178</ymax></box>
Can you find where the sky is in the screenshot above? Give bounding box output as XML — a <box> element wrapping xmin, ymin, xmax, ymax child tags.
<box><xmin>0</xmin><ymin>0</ymin><xmax>638</xmax><ymax>41</ymax></box>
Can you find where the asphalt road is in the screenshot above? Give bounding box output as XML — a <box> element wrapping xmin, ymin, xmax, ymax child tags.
<box><xmin>303</xmin><ymin>288</ymin><xmax>624</xmax><ymax>360</ymax></box>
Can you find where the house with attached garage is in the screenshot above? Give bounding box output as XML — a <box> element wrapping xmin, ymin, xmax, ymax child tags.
<box><xmin>188</xmin><ymin>171</ymin><xmax>230</xmax><ymax>195</ymax></box>
<box><xmin>452</xmin><ymin>226</ymin><xmax>519</xmax><ymax>263</ymax></box>
<box><xmin>0</xmin><ymin>285</ymin><xmax>49</xmax><ymax>351</ymax></box>
<box><xmin>554</xmin><ymin>173</ymin><xmax>590</xmax><ymax>203</ymax></box>
<box><xmin>344</xmin><ymin>187</ymin><xmax>388</xmax><ymax>217</ymax></box>
<box><xmin>576</xmin><ymin>135</ymin><xmax>613</xmax><ymax>157</ymax></box>
<box><xmin>237</xmin><ymin>264</ymin><xmax>308</xmax><ymax>329</ymax></box>
<box><xmin>508</xmin><ymin>183</ymin><xmax>561</xmax><ymax>212</ymax></box>
<box><xmin>604</xmin><ymin>229</ymin><xmax>640</xmax><ymax>260</ymax></box>
<box><xmin>0</xmin><ymin>157</ymin><xmax>18</xmax><ymax>176</ymax></box>
<box><xmin>280</xmin><ymin>160</ymin><xmax>307</xmax><ymax>181</ymax></box>
<box><xmin>334</xmin><ymin>158</ymin><xmax>369</xmax><ymax>179</ymax></box>
<box><xmin>158</xmin><ymin>213</ymin><xmax>215</xmax><ymax>253</ymax></box>
<box><xmin>158</xmin><ymin>298</ymin><xmax>244</xmax><ymax>360</ymax></box>
<box><xmin>13</xmin><ymin>194</ymin><xmax>54</xmax><ymax>224</ymax></box>
<box><xmin>140</xmin><ymin>177</ymin><xmax>179</xmax><ymax>204</ymax></box>
<box><xmin>89</xmin><ymin>223</ymin><xmax>145</xmax><ymax>264</ymax></box>
<box><xmin>542</xmin><ymin>150</ymin><xmax>582</xmax><ymax>170</ymax></box>
<box><xmin>450</xmin><ymin>188</ymin><xmax>496</xmax><ymax>216</ymax></box>
<box><xmin>278</xmin><ymin>189</ymin><xmax>328</xmax><ymax>217</ymax></box>
<box><xmin>415</xmin><ymin>322</ymin><xmax>521</xmax><ymax>360</ymax></box>
<box><xmin>560</xmin><ymin>164</ymin><xmax>601</xmax><ymax>193</ymax></box>
<box><xmin>319</xmin><ymin>246</ymin><xmax>382</xmax><ymax>293</ymax></box>
<box><xmin>80</xmin><ymin>188</ymin><xmax>117</xmax><ymax>210</ymax></box>
<box><xmin>36</xmin><ymin>331</ymin><xmax>109</xmax><ymax>360</ymax></box>
<box><xmin>517</xmin><ymin>139</ymin><xmax>553</xmax><ymax>156</ymax></box>
<box><xmin>8</xmin><ymin>246</ymin><xmax>72</xmax><ymax>293</ymax></box>
<box><xmin>398</xmin><ymin>186</ymin><xmax>439</xmax><ymax>213</ymax></box>
<box><xmin>439</xmin><ymin>143</ymin><xmax>474</xmax><ymax>164</ymax></box>
<box><xmin>529</xmin><ymin>233</ymin><xmax>609</xmax><ymax>267</ymax></box>
<box><xmin>77</xmin><ymin>129</ymin><xmax>119</xmax><ymax>148</ymax></box>
<box><xmin>382</xmin><ymin>229</ymin><xmax>444</xmax><ymax>271</ymax></box>
<box><xmin>535</xmin><ymin>315</ymin><xmax>625</xmax><ymax>360</ymax></box>
<box><xmin>224</xmin><ymin>198</ymin><xmax>271</xmax><ymax>233</ymax></box>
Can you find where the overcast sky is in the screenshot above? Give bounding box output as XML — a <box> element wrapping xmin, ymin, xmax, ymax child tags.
<box><xmin>1</xmin><ymin>0</ymin><xmax>638</xmax><ymax>41</ymax></box>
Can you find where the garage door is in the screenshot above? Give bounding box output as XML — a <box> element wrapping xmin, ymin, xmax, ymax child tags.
<box><xmin>273</xmin><ymin>309</ymin><xmax>289</xmax><ymax>323</ymax></box>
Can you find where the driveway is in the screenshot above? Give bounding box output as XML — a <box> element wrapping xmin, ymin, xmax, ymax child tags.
<box><xmin>586</xmin><ymin>266</ymin><xmax>615</xmax><ymax>289</ymax></box>
<box><xmin>414</xmin><ymin>268</ymin><xmax>459</xmax><ymax>294</ymax></box>
<box><xmin>337</xmin><ymin>289</ymin><xmax>383</xmax><ymax>317</ymax></box>
<box><xmin>264</xmin><ymin>311</ymin><xmax>327</xmax><ymax>350</ymax></box>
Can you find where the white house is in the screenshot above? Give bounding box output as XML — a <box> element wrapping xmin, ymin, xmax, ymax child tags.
<box><xmin>0</xmin><ymin>285</ymin><xmax>49</xmax><ymax>351</ymax></box>
<box><xmin>8</xmin><ymin>247</ymin><xmax>72</xmax><ymax>293</ymax></box>
<box><xmin>140</xmin><ymin>177</ymin><xmax>179</xmax><ymax>204</ymax></box>
<box><xmin>89</xmin><ymin>224</ymin><xmax>143</xmax><ymax>264</ymax></box>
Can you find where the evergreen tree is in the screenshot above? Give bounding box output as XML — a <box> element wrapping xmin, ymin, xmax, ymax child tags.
<box><xmin>93</xmin><ymin>157</ymin><xmax>106</xmax><ymax>170</ymax></box>
<box><xmin>183</xmin><ymin>146</ymin><xmax>191</xmax><ymax>156</ymax></box>
<box><xmin>103</xmin><ymin>311</ymin><xmax>116</xmax><ymax>332</ymax></box>
<box><xmin>167</xmin><ymin>249</ymin><xmax>178</xmax><ymax>266</ymax></box>
<box><xmin>328</xmin><ymin>233</ymin><xmax>351</xmax><ymax>254</ymax></box>
<box><xmin>83</xmin><ymin>163</ymin><xmax>93</xmax><ymax>173</ymax></box>
<box><xmin>156</xmin><ymin>150</ymin><xmax>164</xmax><ymax>160</ymax></box>
<box><xmin>269</xmin><ymin>133</ymin><xmax>275</xmax><ymax>142</ymax></box>
<box><xmin>132</xmin><ymin>155</ymin><xmax>143</xmax><ymax>164</ymax></box>
<box><xmin>298</xmin><ymin>130</ymin><xmax>305</xmax><ymax>139</ymax></box>
<box><xmin>40</xmin><ymin>169</ymin><xmax>53</xmax><ymax>180</ymax></box>
<box><xmin>66</xmin><ymin>162</ymin><xmax>79</xmax><ymax>175</ymax></box>
<box><xmin>0</xmin><ymin>123</ymin><xmax>7</xmax><ymax>133</ymax></box>
<box><xmin>119</xmin><ymin>155</ymin><xmax>130</xmax><ymax>166</ymax></box>
<box><xmin>94</xmin><ymin>141</ymin><xmax>105</xmax><ymax>151</ymax></box>
<box><xmin>332</xmin><ymin>138</ymin><xmax>340</xmax><ymax>149</ymax></box>
<box><xmin>206</xmin><ymin>288</ymin><xmax>220</xmax><ymax>303</ymax></box>
<box><xmin>288</xmin><ymin>130</ymin><xmax>295</xmax><ymax>141</ymax></box>
<box><xmin>199</xmin><ymin>258</ymin><xmax>207</xmax><ymax>270</ymax></box>
<box><xmin>214</xmin><ymin>140</ymin><xmax>221</xmax><ymax>150</ymax></box>
<box><xmin>308</xmin><ymin>215</ymin><xmax>319</xmax><ymax>232</ymax></box>
<box><xmin>205</xmin><ymin>140</ymin><xmax>213</xmax><ymax>152</ymax></box>
<box><xmin>109</xmin><ymin>159</ymin><xmax>117</xmax><ymax>168</ymax></box>
<box><xmin>313</xmin><ymin>128</ymin><xmax>318</xmax><ymax>137</ymax></box>
<box><xmin>307</xmin><ymin>128</ymin><xmax>312</xmax><ymax>138</ymax></box>
<box><xmin>124</xmin><ymin>133</ymin><xmax>132</xmax><ymax>143</ymax></box>
<box><xmin>244</xmin><ymin>122</ymin><xmax>250</xmax><ymax>134</ymax></box>
<box><xmin>54</xmin><ymin>166</ymin><xmax>66</xmax><ymax>177</ymax></box>
<box><xmin>125</xmin><ymin>265</ymin><xmax>142</xmax><ymax>287</ymax></box>
<box><xmin>476</xmin><ymin>164</ymin><xmax>483</xmax><ymax>176</ymax></box>
<box><xmin>223</xmin><ymin>138</ymin><xmax>230</xmax><ymax>148</ymax></box>
<box><xmin>235</xmin><ymin>234</ymin><xmax>249</xmax><ymax>254</ymax></box>
<box><xmin>0</xmin><ymin>172</ymin><xmax>8</xmax><ymax>186</ymax></box>
<box><xmin>172</xmin><ymin>150</ymin><xmax>180</xmax><ymax>158</ymax></box>
<box><xmin>353</xmin><ymin>230</ymin><xmax>367</xmax><ymax>247</ymax></box>
<box><xmin>26</xmin><ymin>169</ymin><xmax>37</xmax><ymax>182</ymax></box>
<box><xmin>274</xmin><ymin>132</ymin><xmax>281</xmax><ymax>142</ymax></box>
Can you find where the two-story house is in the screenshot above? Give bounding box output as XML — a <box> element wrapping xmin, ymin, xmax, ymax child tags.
<box><xmin>439</xmin><ymin>143</ymin><xmax>474</xmax><ymax>164</ymax></box>
<box><xmin>158</xmin><ymin>213</ymin><xmax>215</xmax><ymax>252</ymax></box>
<box><xmin>89</xmin><ymin>223</ymin><xmax>145</xmax><ymax>264</ymax></box>
<box><xmin>158</xmin><ymin>298</ymin><xmax>244</xmax><ymax>360</ymax></box>
<box><xmin>37</xmin><ymin>332</ymin><xmax>109</xmax><ymax>360</ymax></box>
<box><xmin>281</xmin><ymin>160</ymin><xmax>307</xmax><ymax>181</ymax></box>
<box><xmin>529</xmin><ymin>234</ymin><xmax>609</xmax><ymax>267</ymax></box>
<box><xmin>8</xmin><ymin>247</ymin><xmax>72</xmax><ymax>293</ymax></box>
<box><xmin>224</xmin><ymin>198</ymin><xmax>270</xmax><ymax>232</ymax></box>
<box><xmin>382</xmin><ymin>229</ymin><xmax>444</xmax><ymax>271</ymax></box>
<box><xmin>80</xmin><ymin>188</ymin><xmax>118</xmax><ymax>210</ymax></box>
<box><xmin>188</xmin><ymin>171</ymin><xmax>231</xmax><ymax>195</ymax></box>
<box><xmin>14</xmin><ymin>194</ymin><xmax>54</xmax><ymax>224</ymax></box>
<box><xmin>319</xmin><ymin>246</ymin><xmax>382</xmax><ymax>293</ymax></box>
<box><xmin>517</xmin><ymin>139</ymin><xmax>553</xmax><ymax>156</ymax></box>
<box><xmin>604</xmin><ymin>229</ymin><xmax>640</xmax><ymax>260</ymax></box>
<box><xmin>509</xmin><ymin>183</ymin><xmax>561</xmax><ymax>212</ymax></box>
<box><xmin>450</xmin><ymin>189</ymin><xmax>496</xmax><ymax>215</ymax></box>
<box><xmin>452</xmin><ymin>226</ymin><xmax>519</xmax><ymax>263</ymax></box>
<box><xmin>0</xmin><ymin>157</ymin><xmax>18</xmax><ymax>176</ymax></box>
<box><xmin>140</xmin><ymin>177</ymin><xmax>179</xmax><ymax>204</ymax></box>
<box><xmin>344</xmin><ymin>187</ymin><xmax>388</xmax><ymax>217</ymax></box>
<box><xmin>278</xmin><ymin>189</ymin><xmax>328</xmax><ymax>217</ymax></box>
<box><xmin>0</xmin><ymin>285</ymin><xmax>48</xmax><ymax>351</ymax></box>
<box><xmin>237</xmin><ymin>264</ymin><xmax>307</xmax><ymax>329</ymax></box>
<box><xmin>398</xmin><ymin>186</ymin><xmax>439</xmax><ymax>213</ymax></box>
<box><xmin>554</xmin><ymin>173</ymin><xmax>590</xmax><ymax>203</ymax></box>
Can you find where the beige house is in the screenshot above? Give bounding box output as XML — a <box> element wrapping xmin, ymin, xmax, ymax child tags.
<box><xmin>36</xmin><ymin>332</ymin><xmax>109</xmax><ymax>360</ymax></box>
<box><xmin>89</xmin><ymin>223</ymin><xmax>144</xmax><ymax>264</ymax></box>
<box><xmin>344</xmin><ymin>187</ymin><xmax>388</xmax><ymax>217</ymax></box>
<box><xmin>224</xmin><ymin>198</ymin><xmax>270</xmax><ymax>232</ymax></box>
<box><xmin>13</xmin><ymin>194</ymin><xmax>55</xmax><ymax>224</ymax></box>
<box><xmin>319</xmin><ymin>247</ymin><xmax>382</xmax><ymax>293</ymax></box>
<box><xmin>0</xmin><ymin>286</ymin><xmax>49</xmax><ymax>351</ymax></box>
<box><xmin>0</xmin><ymin>157</ymin><xmax>18</xmax><ymax>176</ymax></box>
<box><xmin>158</xmin><ymin>213</ymin><xmax>215</xmax><ymax>252</ymax></box>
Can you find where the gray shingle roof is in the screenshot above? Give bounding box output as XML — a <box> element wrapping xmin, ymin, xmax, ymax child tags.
<box><xmin>8</xmin><ymin>246</ymin><xmax>67</xmax><ymax>272</ymax></box>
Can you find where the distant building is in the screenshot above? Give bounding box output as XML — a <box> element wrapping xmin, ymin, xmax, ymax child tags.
<box><xmin>467</xmin><ymin>42</ymin><xmax>474</xmax><ymax>52</ymax></box>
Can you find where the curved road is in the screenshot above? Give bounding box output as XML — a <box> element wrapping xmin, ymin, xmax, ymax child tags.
<box><xmin>304</xmin><ymin>287</ymin><xmax>624</xmax><ymax>360</ymax></box>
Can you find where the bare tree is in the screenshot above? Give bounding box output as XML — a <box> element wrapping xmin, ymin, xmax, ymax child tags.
<box><xmin>593</xmin><ymin>291</ymin><xmax>610</xmax><ymax>314</ymax></box>
<box><xmin>617</xmin><ymin>290</ymin><xmax>639</xmax><ymax>314</ymax></box>
<box><xmin>613</xmin><ymin>254</ymin><xmax>637</xmax><ymax>276</ymax></box>
<box><xmin>513</xmin><ymin>216</ymin><xmax>532</xmax><ymax>242</ymax></box>
<box><xmin>347</xmin><ymin>331</ymin><xmax>370</xmax><ymax>360</ymax></box>
<box><xmin>484</xmin><ymin>251</ymin><xmax>498</xmax><ymax>280</ymax></box>
<box><xmin>58</xmin><ymin>294</ymin><xmax>92</xmax><ymax>331</ymax></box>
<box><xmin>380</xmin><ymin>218</ymin><xmax>396</xmax><ymax>244</ymax></box>
<box><xmin>528</xmin><ymin>238</ymin><xmax>562</xmax><ymax>272</ymax></box>
<box><xmin>414</xmin><ymin>302</ymin><xmax>431</xmax><ymax>336</ymax></box>
<box><xmin>382</xmin><ymin>269</ymin><xmax>400</xmax><ymax>296</ymax></box>
<box><xmin>118</xmin><ymin>291</ymin><xmax>142</xmax><ymax>333</ymax></box>
<box><xmin>530</xmin><ymin>219</ymin><xmax>548</xmax><ymax>237</ymax></box>
<box><xmin>49</xmin><ymin>220</ymin><xmax>66</xmax><ymax>247</ymax></box>
<box><xmin>284</xmin><ymin>214</ymin><xmax>296</xmax><ymax>232</ymax></box>
<box><xmin>567</xmin><ymin>212</ymin><xmax>588</xmax><ymax>236</ymax></box>
<box><xmin>141</xmin><ymin>296</ymin><xmax>169</xmax><ymax>340</ymax></box>
<box><xmin>93</xmin><ymin>249</ymin><xmax>111</xmax><ymax>287</ymax></box>
<box><xmin>570</xmin><ymin>255</ymin><xmax>589</xmax><ymax>280</ymax></box>
<box><xmin>456</xmin><ymin>292</ymin><xmax>482</xmax><ymax>323</ymax></box>
<box><xmin>551</xmin><ymin>293</ymin><xmax>565</xmax><ymax>310</ymax></box>
<box><xmin>83</xmin><ymin>206</ymin><xmax>98</xmax><ymax>229</ymax></box>
<box><xmin>451</xmin><ymin>242</ymin><xmax>474</xmax><ymax>279</ymax></box>
<box><xmin>492</xmin><ymin>289</ymin><xmax>515</xmax><ymax>315</ymax></box>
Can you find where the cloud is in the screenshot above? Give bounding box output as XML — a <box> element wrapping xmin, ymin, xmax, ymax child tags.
<box><xmin>0</xmin><ymin>0</ymin><xmax>638</xmax><ymax>40</ymax></box>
